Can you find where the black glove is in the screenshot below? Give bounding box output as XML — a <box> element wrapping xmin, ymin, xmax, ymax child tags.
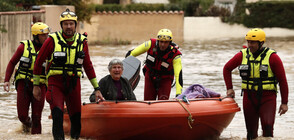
<box><xmin>89</xmin><ymin>91</ymin><xmax>96</xmax><ymax>102</ymax></box>
<box><xmin>125</xmin><ymin>49</ymin><xmax>134</xmax><ymax>58</ymax></box>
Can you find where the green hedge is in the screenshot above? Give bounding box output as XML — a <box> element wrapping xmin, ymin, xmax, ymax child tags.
<box><xmin>95</xmin><ymin>4</ymin><xmax>123</xmax><ymax>12</ymax></box>
<box><xmin>244</xmin><ymin>1</ymin><xmax>294</xmax><ymax>29</ymax></box>
<box><xmin>221</xmin><ymin>0</ymin><xmax>245</xmax><ymax>24</ymax></box>
<box><xmin>94</xmin><ymin>1</ymin><xmax>219</xmax><ymax>16</ymax></box>
<box><xmin>94</xmin><ymin>1</ymin><xmax>220</xmax><ymax>17</ymax></box>
<box><xmin>223</xmin><ymin>1</ymin><xmax>294</xmax><ymax>29</ymax></box>
<box><xmin>0</xmin><ymin>0</ymin><xmax>23</xmax><ymax>12</ymax></box>
<box><xmin>124</xmin><ymin>4</ymin><xmax>166</xmax><ymax>11</ymax></box>
<box><xmin>95</xmin><ymin>3</ymin><xmax>197</xmax><ymax>15</ymax></box>
<box><xmin>95</xmin><ymin>4</ymin><xmax>179</xmax><ymax>12</ymax></box>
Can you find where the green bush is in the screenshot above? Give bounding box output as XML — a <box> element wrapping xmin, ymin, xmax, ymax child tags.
<box><xmin>0</xmin><ymin>0</ymin><xmax>23</xmax><ymax>12</ymax></box>
<box><xmin>124</xmin><ymin>4</ymin><xmax>165</xmax><ymax>11</ymax></box>
<box><xmin>95</xmin><ymin>4</ymin><xmax>168</xmax><ymax>12</ymax></box>
<box><xmin>94</xmin><ymin>3</ymin><xmax>199</xmax><ymax>16</ymax></box>
<box><xmin>165</xmin><ymin>3</ymin><xmax>182</xmax><ymax>11</ymax></box>
<box><xmin>94</xmin><ymin>1</ymin><xmax>217</xmax><ymax>16</ymax></box>
<box><xmin>198</xmin><ymin>0</ymin><xmax>214</xmax><ymax>11</ymax></box>
<box><xmin>221</xmin><ymin>0</ymin><xmax>245</xmax><ymax>24</ymax></box>
<box><xmin>244</xmin><ymin>1</ymin><xmax>294</xmax><ymax>29</ymax></box>
<box><xmin>205</xmin><ymin>5</ymin><xmax>231</xmax><ymax>17</ymax></box>
<box><xmin>182</xmin><ymin>1</ymin><xmax>199</xmax><ymax>16</ymax></box>
<box><xmin>95</xmin><ymin>4</ymin><xmax>123</xmax><ymax>12</ymax></box>
<box><xmin>224</xmin><ymin>0</ymin><xmax>294</xmax><ymax>29</ymax></box>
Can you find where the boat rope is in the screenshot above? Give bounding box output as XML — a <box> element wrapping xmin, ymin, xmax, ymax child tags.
<box><xmin>82</xmin><ymin>96</ymin><xmax>232</xmax><ymax>105</ymax></box>
<box><xmin>176</xmin><ymin>99</ymin><xmax>194</xmax><ymax>129</ymax></box>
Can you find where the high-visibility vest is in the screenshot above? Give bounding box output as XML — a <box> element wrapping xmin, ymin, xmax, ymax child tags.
<box><xmin>47</xmin><ymin>31</ymin><xmax>86</xmax><ymax>78</ymax></box>
<box><xmin>144</xmin><ymin>38</ymin><xmax>182</xmax><ymax>79</ymax></box>
<box><xmin>15</xmin><ymin>40</ymin><xmax>46</xmax><ymax>84</ymax></box>
<box><xmin>240</xmin><ymin>47</ymin><xmax>277</xmax><ymax>91</ymax></box>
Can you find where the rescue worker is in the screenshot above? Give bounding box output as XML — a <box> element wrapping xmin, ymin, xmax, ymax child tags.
<box><xmin>3</xmin><ymin>22</ymin><xmax>50</xmax><ymax>134</ymax></box>
<box><xmin>32</xmin><ymin>9</ymin><xmax>104</xmax><ymax>140</ymax></box>
<box><xmin>126</xmin><ymin>29</ymin><xmax>183</xmax><ymax>100</ymax></box>
<box><xmin>223</xmin><ymin>28</ymin><xmax>288</xmax><ymax>139</ymax></box>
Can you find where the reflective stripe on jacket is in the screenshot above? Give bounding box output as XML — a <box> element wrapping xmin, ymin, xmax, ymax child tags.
<box><xmin>240</xmin><ymin>47</ymin><xmax>277</xmax><ymax>91</ymax></box>
<box><xmin>47</xmin><ymin>31</ymin><xmax>86</xmax><ymax>78</ymax></box>
<box><xmin>15</xmin><ymin>40</ymin><xmax>46</xmax><ymax>84</ymax></box>
<box><xmin>144</xmin><ymin>38</ymin><xmax>182</xmax><ymax>78</ymax></box>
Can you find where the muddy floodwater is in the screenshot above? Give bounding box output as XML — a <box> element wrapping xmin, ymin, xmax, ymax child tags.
<box><xmin>1</xmin><ymin>37</ymin><xmax>294</xmax><ymax>140</ymax></box>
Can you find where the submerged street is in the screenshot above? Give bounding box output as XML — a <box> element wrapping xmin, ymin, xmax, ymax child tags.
<box><xmin>0</xmin><ymin>37</ymin><xmax>293</xmax><ymax>139</ymax></box>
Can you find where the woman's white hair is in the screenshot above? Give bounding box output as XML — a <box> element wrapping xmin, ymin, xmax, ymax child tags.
<box><xmin>108</xmin><ymin>59</ymin><xmax>123</xmax><ymax>71</ymax></box>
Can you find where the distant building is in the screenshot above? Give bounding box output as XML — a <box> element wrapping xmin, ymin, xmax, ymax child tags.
<box><xmin>87</xmin><ymin>0</ymin><xmax>131</xmax><ymax>5</ymax></box>
<box><xmin>214</xmin><ymin>0</ymin><xmax>236</xmax><ymax>13</ymax></box>
<box><xmin>87</xmin><ymin>0</ymin><xmax>169</xmax><ymax>5</ymax></box>
<box><xmin>87</xmin><ymin>0</ymin><xmax>103</xmax><ymax>4</ymax></box>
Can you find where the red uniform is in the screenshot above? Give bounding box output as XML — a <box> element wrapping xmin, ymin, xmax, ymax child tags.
<box><xmin>34</xmin><ymin>32</ymin><xmax>97</xmax><ymax>139</ymax></box>
<box><xmin>4</xmin><ymin>42</ymin><xmax>47</xmax><ymax>134</ymax></box>
<box><xmin>223</xmin><ymin>51</ymin><xmax>288</xmax><ymax>138</ymax></box>
<box><xmin>34</xmin><ymin>34</ymin><xmax>96</xmax><ymax>111</ymax></box>
<box><xmin>143</xmin><ymin>39</ymin><xmax>182</xmax><ymax>100</ymax></box>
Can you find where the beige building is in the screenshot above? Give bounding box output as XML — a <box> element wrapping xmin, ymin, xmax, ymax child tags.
<box><xmin>40</xmin><ymin>5</ymin><xmax>75</xmax><ymax>33</ymax></box>
<box><xmin>87</xmin><ymin>0</ymin><xmax>131</xmax><ymax>5</ymax></box>
<box><xmin>80</xmin><ymin>11</ymin><xmax>184</xmax><ymax>44</ymax></box>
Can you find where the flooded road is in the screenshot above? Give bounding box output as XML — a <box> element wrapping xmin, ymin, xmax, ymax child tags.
<box><xmin>0</xmin><ymin>37</ymin><xmax>293</xmax><ymax>139</ymax></box>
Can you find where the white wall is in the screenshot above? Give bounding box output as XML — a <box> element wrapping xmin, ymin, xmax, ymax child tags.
<box><xmin>184</xmin><ymin>17</ymin><xmax>294</xmax><ymax>41</ymax></box>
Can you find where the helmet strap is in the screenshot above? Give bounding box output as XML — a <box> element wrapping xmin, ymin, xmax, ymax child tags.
<box><xmin>33</xmin><ymin>35</ymin><xmax>42</xmax><ymax>48</ymax></box>
<box><xmin>33</xmin><ymin>35</ymin><xmax>40</xmax><ymax>43</ymax></box>
<box><xmin>258</xmin><ymin>41</ymin><xmax>264</xmax><ymax>49</ymax></box>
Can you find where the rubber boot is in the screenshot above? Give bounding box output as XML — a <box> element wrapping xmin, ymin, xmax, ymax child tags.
<box><xmin>31</xmin><ymin>115</ymin><xmax>41</xmax><ymax>134</ymax></box>
<box><xmin>263</xmin><ymin>125</ymin><xmax>273</xmax><ymax>137</ymax></box>
<box><xmin>22</xmin><ymin>117</ymin><xmax>32</xmax><ymax>133</ymax></box>
<box><xmin>247</xmin><ymin>131</ymin><xmax>258</xmax><ymax>140</ymax></box>
<box><xmin>70</xmin><ymin>112</ymin><xmax>81</xmax><ymax>139</ymax></box>
<box><xmin>52</xmin><ymin>107</ymin><xmax>64</xmax><ymax>140</ymax></box>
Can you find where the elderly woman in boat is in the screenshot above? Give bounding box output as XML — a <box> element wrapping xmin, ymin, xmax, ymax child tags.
<box><xmin>90</xmin><ymin>59</ymin><xmax>136</xmax><ymax>102</ymax></box>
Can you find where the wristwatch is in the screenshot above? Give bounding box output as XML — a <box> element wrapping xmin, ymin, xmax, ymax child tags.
<box><xmin>94</xmin><ymin>87</ymin><xmax>100</xmax><ymax>91</ymax></box>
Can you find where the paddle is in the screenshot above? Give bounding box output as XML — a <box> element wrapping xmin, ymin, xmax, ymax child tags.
<box><xmin>122</xmin><ymin>56</ymin><xmax>141</xmax><ymax>90</ymax></box>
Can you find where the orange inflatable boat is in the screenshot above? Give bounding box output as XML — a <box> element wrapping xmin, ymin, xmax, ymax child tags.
<box><xmin>62</xmin><ymin>97</ymin><xmax>240</xmax><ymax>139</ymax></box>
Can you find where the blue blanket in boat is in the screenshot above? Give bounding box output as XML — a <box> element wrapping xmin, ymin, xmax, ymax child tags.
<box><xmin>177</xmin><ymin>84</ymin><xmax>221</xmax><ymax>99</ymax></box>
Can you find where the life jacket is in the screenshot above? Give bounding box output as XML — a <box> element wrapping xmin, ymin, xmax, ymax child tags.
<box><xmin>15</xmin><ymin>40</ymin><xmax>46</xmax><ymax>84</ymax></box>
<box><xmin>144</xmin><ymin>38</ymin><xmax>182</xmax><ymax>79</ymax></box>
<box><xmin>47</xmin><ymin>31</ymin><xmax>86</xmax><ymax>78</ymax></box>
<box><xmin>239</xmin><ymin>47</ymin><xmax>277</xmax><ymax>91</ymax></box>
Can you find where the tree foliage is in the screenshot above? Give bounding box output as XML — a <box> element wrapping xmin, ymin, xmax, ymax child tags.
<box><xmin>168</xmin><ymin>0</ymin><xmax>214</xmax><ymax>16</ymax></box>
<box><xmin>223</xmin><ymin>0</ymin><xmax>294</xmax><ymax>29</ymax></box>
<box><xmin>0</xmin><ymin>0</ymin><xmax>23</xmax><ymax>11</ymax></box>
<box><xmin>0</xmin><ymin>0</ymin><xmax>93</xmax><ymax>23</ymax></box>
